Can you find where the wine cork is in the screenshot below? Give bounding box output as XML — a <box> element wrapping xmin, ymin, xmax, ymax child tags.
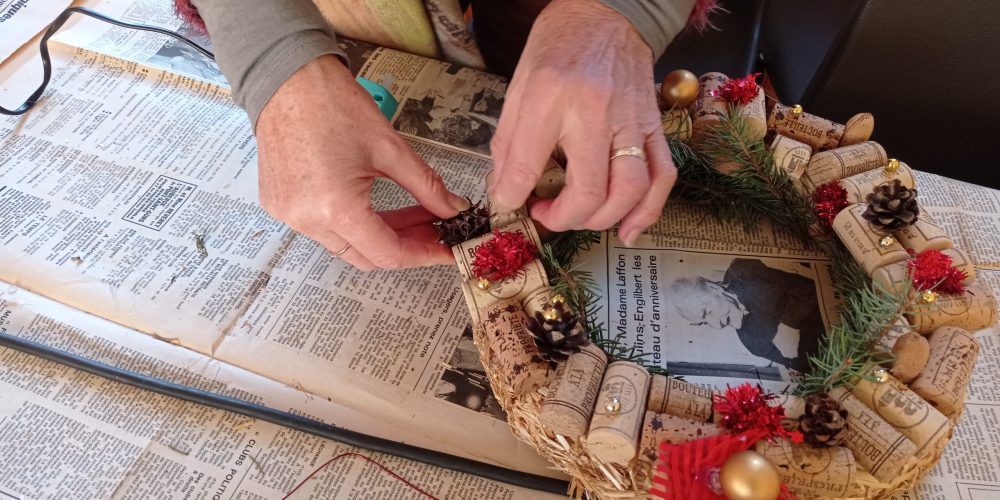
<box><xmin>690</xmin><ymin>72</ymin><xmax>728</xmax><ymax>142</ymax></box>
<box><xmin>755</xmin><ymin>440</ymin><xmax>857</xmax><ymax>497</ymax></box>
<box><xmin>875</xmin><ymin>316</ymin><xmax>910</xmax><ymax>352</ymax></box>
<box><xmin>800</xmin><ymin>142</ymin><xmax>889</xmax><ymax>193</ymax></box>
<box><xmin>841</xmin><ymin>161</ymin><xmax>916</xmax><ymax>203</ymax></box>
<box><xmin>533</xmin><ymin>159</ymin><xmax>565</xmax><ymax>199</ymax></box>
<box><xmin>461</xmin><ymin>263</ymin><xmax>549</xmax><ymax>323</ymax></box>
<box><xmin>638</xmin><ymin>412</ymin><xmax>721</xmax><ymax>462</ymax></box>
<box><xmin>540</xmin><ymin>342</ymin><xmax>608</xmax><ymax>439</ymax></box>
<box><xmin>771</xmin><ymin>393</ymin><xmax>806</xmax><ymax>431</ymax></box>
<box><xmin>767</xmin><ymin>102</ymin><xmax>845</xmax><ymax>151</ymax></box>
<box><xmin>839</xmin><ymin>112</ymin><xmax>875</xmax><ymax>146</ymax></box>
<box><xmin>521</xmin><ymin>286</ymin><xmax>555</xmax><ymax>318</ymax></box>
<box><xmin>890</xmin><ymin>332</ymin><xmax>930</xmax><ymax>383</ymax></box>
<box><xmin>830</xmin><ymin>388</ymin><xmax>918</xmax><ymax>482</ymax></box>
<box><xmin>452</xmin><ymin>218</ymin><xmax>543</xmax><ymax>280</ymax></box>
<box><xmin>910</xmin><ymin>326</ymin><xmax>981</xmax><ymax>417</ymax></box>
<box><xmin>584</xmin><ymin>361</ymin><xmax>651</xmax><ymax>464</ymax></box>
<box><xmin>905</xmin><ymin>283</ymin><xmax>998</xmax><ymax>334</ymax></box>
<box><xmin>647</xmin><ymin>375</ymin><xmax>714</xmax><ymax>422</ymax></box>
<box><xmin>832</xmin><ymin>203</ymin><xmax>910</xmax><ymax>275</ymax></box>
<box><xmin>770</xmin><ymin>134</ymin><xmax>812</xmax><ymax>184</ymax></box>
<box><xmin>480</xmin><ymin>299</ymin><xmax>553</xmax><ymax>394</ymax></box>
<box><xmin>851</xmin><ymin>374</ymin><xmax>952</xmax><ymax>454</ymax></box>
<box><xmin>871</xmin><ymin>261</ymin><xmax>910</xmax><ymax>296</ymax></box>
<box><xmin>894</xmin><ymin>218</ymin><xmax>953</xmax><ymax>254</ymax></box>
<box><xmin>939</xmin><ymin>248</ymin><xmax>976</xmax><ymax>285</ymax></box>
<box><xmin>743</xmin><ymin>86</ymin><xmax>768</xmax><ymax>141</ymax></box>
<box><xmin>661</xmin><ymin>108</ymin><xmax>693</xmax><ymax>142</ymax></box>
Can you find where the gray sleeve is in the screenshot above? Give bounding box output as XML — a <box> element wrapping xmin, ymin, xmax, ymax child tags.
<box><xmin>598</xmin><ymin>0</ymin><xmax>697</xmax><ymax>57</ymax></box>
<box><xmin>189</xmin><ymin>0</ymin><xmax>346</xmax><ymax>127</ymax></box>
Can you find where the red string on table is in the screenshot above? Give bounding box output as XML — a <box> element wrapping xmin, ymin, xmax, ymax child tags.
<box><xmin>282</xmin><ymin>452</ymin><xmax>440</xmax><ymax>500</ymax></box>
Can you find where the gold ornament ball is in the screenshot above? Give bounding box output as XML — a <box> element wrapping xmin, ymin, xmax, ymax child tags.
<box><xmin>921</xmin><ymin>290</ymin><xmax>938</xmax><ymax>304</ymax></box>
<box><xmin>550</xmin><ymin>293</ymin><xmax>566</xmax><ymax>305</ymax></box>
<box><xmin>660</xmin><ymin>69</ymin><xmax>699</xmax><ymax>108</ymax></box>
<box><xmin>476</xmin><ymin>278</ymin><xmax>491</xmax><ymax>290</ymax></box>
<box><xmin>873</xmin><ymin>367</ymin><xmax>890</xmax><ymax>383</ymax></box>
<box><xmin>885</xmin><ymin>158</ymin><xmax>900</xmax><ymax>173</ymax></box>
<box><xmin>791</xmin><ymin>104</ymin><xmax>804</xmax><ymax>116</ymax></box>
<box><xmin>542</xmin><ymin>306</ymin><xmax>561</xmax><ymax>321</ymax></box>
<box><xmin>720</xmin><ymin>451</ymin><xmax>782</xmax><ymax>500</ymax></box>
<box><xmin>879</xmin><ymin>235</ymin><xmax>896</xmax><ymax>248</ymax></box>
<box><xmin>604</xmin><ymin>396</ymin><xmax>621</xmax><ymax>413</ymax></box>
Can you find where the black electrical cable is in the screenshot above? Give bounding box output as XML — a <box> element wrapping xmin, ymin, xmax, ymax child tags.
<box><xmin>1</xmin><ymin>6</ymin><xmax>214</xmax><ymax>116</ymax></box>
<box><xmin>0</xmin><ymin>331</ymin><xmax>569</xmax><ymax>495</ymax></box>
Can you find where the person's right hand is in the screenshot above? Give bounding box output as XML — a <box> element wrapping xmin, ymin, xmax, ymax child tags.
<box><xmin>255</xmin><ymin>55</ymin><xmax>470</xmax><ymax>271</ymax></box>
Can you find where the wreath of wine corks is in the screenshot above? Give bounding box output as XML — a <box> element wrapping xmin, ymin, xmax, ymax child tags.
<box><xmin>438</xmin><ymin>70</ymin><xmax>998</xmax><ymax>500</ymax></box>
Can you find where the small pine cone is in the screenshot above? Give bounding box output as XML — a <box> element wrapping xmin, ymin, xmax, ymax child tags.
<box><xmin>527</xmin><ymin>302</ymin><xmax>590</xmax><ymax>365</ymax></box>
<box><xmin>798</xmin><ymin>394</ymin><xmax>849</xmax><ymax>447</ymax></box>
<box><xmin>862</xmin><ymin>179</ymin><xmax>919</xmax><ymax>230</ymax></box>
<box><xmin>433</xmin><ymin>201</ymin><xmax>490</xmax><ymax>247</ymax></box>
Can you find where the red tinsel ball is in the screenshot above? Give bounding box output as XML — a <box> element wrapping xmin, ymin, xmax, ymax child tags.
<box><xmin>813</xmin><ymin>181</ymin><xmax>850</xmax><ymax>228</ymax></box>
<box><xmin>716</xmin><ymin>73</ymin><xmax>761</xmax><ymax>105</ymax></box>
<box><xmin>713</xmin><ymin>384</ymin><xmax>797</xmax><ymax>441</ymax></box>
<box><xmin>471</xmin><ymin>230</ymin><xmax>537</xmax><ymax>282</ymax></box>
<box><xmin>908</xmin><ymin>249</ymin><xmax>967</xmax><ymax>294</ymax></box>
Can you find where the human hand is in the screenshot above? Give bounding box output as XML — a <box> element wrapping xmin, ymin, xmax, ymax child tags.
<box><xmin>487</xmin><ymin>0</ymin><xmax>676</xmax><ymax>245</ymax></box>
<box><xmin>256</xmin><ymin>55</ymin><xmax>469</xmax><ymax>271</ymax></box>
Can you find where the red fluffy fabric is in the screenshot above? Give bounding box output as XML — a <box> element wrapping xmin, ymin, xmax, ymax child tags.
<box><xmin>173</xmin><ymin>0</ymin><xmax>205</xmax><ymax>32</ymax></box>
<box><xmin>688</xmin><ymin>0</ymin><xmax>724</xmax><ymax>32</ymax></box>
<box><xmin>172</xmin><ymin>0</ymin><xmax>724</xmax><ymax>36</ymax></box>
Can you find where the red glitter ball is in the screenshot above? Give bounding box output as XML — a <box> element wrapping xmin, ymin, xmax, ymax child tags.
<box><xmin>471</xmin><ymin>230</ymin><xmax>537</xmax><ymax>282</ymax></box>
<box><xmin>712</xmin><ymin>383</ymin><xmax>791</xmax><ymax>440</ymax></box>
<box><xmin>716</xmin><ymin>73</ymin><xmax>761</xmax><ymax>105</ymax></box>
<box><xmin>813</xmin><ymin>181</ymin><xmax>850</xmax><ymax>228</ymax></box>
<box><xmin>908</xmin><ymin>249</ymin><xmax>967</xmax><ymax>294</ymax></box>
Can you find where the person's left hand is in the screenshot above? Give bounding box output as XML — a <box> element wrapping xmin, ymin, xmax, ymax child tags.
<box><xmin>487</xmin><ymin>0</ymin><xmax>677</xmax><ymax>245</ymax></box>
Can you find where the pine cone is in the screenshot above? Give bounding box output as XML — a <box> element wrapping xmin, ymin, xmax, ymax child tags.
<box><xmin>433</xmin><ymin>201</ymin><xmax>490</xmax><ymax>246</ymax></box>
<box><xmin>527</xmin><ymin>302</ymin><xmax>590</xmax><ymax>365</ymax></box>
<box><xmin>862</xmin><ymin>179</ymin><xmax>919</xmax><ymax>230</ymax></box>
<box><xmin>798</xmin><ymin>394</ymin><xmax>849</xmax><ymax>447</ymax></box>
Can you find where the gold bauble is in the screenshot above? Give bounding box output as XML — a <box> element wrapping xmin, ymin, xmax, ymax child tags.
<box><xmin>885</xmin><ymin>158</ymin><xmax>900</xmax><ymax>173</ymax></box>
<box><xmin>550</xmin><ymin>293</ymin><xmax>566</xmax><ymax>305</ymax></box>
<box><xmin>791</xmin><ymin>104</ymin><xmax>804</xmax><ymax>116</ymax></box>
<box><xmin>660</xmin><ymin>69</ymin><xmax>699</xmax><ymax>108</ymax></box>
<box><xmin>720</xmin><ymin>451</ymin><xmax>781</xmax><ymax>500</ymax></box>
<box><xmin>879</xmin><ymin>235</ymin><xmax>896</xmax><ymax>247</ymax></box>
<box><xmin>476</xmin><ymin>278</ymin><xmax>491</xmax><ymax>290</ymax></box>
<box><xmin>920</xmin><ymin>290</ymin><xmax>938</xmax><ymax>304</ymax></box>
<box><xmin>542</xmin><ymin>306</ymin><xmax>560</xmax><ymax>321</ymax></box>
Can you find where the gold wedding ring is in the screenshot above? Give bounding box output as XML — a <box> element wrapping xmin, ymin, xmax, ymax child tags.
<box><xmin>609</xmin><ymin>146</ymin><xmax>646</xmax><ymax>162</ymax></box>
<box><xmin>333</xmin><ymin>243</ymin><xmax>352</xmax><ymax>256</ymax></box>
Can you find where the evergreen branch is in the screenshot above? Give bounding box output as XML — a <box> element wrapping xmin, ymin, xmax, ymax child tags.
<box><xmin>539</xmin><ymin>238</ymin><xmax>667</xmax><ymax>374</ymax></box>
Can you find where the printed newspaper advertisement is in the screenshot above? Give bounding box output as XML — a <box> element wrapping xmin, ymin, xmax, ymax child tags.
<box><xmin>2</xmin><ymin>0</ymin><xmax>1000</xmax><ymax>498</ymax></box>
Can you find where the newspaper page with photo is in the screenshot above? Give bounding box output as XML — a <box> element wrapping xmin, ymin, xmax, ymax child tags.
<box><xmin>579</xmin><ymin>196</ymin><xmax>1000</xmax><ymax>498</ymax></box>
<box><xmin>0</xmin><ymin>0</ymin><xmax>557</xmax><ymax>480</ymax></box>
<box><xmin>0</xmin><ymin>283</ymin><xmax>560</xmax><ymax>499</ymax></box>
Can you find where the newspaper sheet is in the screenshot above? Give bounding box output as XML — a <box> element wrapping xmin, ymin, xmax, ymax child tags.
<box><xmin>0</xmin><ymin>0</ymin><xmax>557</xmax><ymax>481</ymax></box>
<box><xmin>0</xmin><ymin>283</ymin><xmax>560</xmax><ymax>499</ymax></box>
<box><xmin>579</xmin><ymin>196</ymin><xmax>1000</xmax><ymax>498</ymax></box>
<box><xmin>0</xmin><ymin>0</ymin><xmax>70</xmax><ymax>63</ymax></box>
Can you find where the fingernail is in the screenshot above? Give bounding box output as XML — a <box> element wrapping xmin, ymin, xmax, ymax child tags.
<box><xmin>449</xmin><ymin>194</ymin><xmax>471</xmax><ymax>213</ymax></box>
<box><xmin>620</xmin><ymin>227</ymin><xmax>640</xmax><ymax>247</ymax></box>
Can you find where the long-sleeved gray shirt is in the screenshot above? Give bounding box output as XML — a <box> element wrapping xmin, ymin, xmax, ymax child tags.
<box><xmin>189</xmin><ymin>0</ymin><xmax>696</xmax><ymax>127</ymax></box>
